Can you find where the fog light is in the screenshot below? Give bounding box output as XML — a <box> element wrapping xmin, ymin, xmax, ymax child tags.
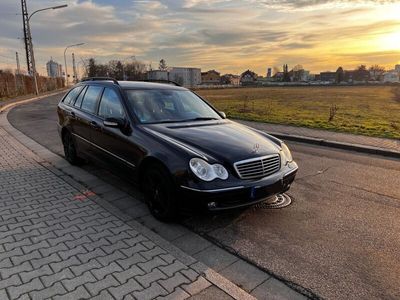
<box><xmin>207</xmin><ymin>202</ymin><xmax>217</xmax><ymax>209</ymax></box>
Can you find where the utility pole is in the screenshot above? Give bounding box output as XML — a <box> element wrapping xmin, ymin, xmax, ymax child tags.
<box><xmin>21</xmin><ymin>0</ymin><xmax>38</xmax><ymax>94</ymax></box>
<box><xmin>15</xmin><ymin>52</ymin><xmax>21</xmax><ymax>75</ymax></box>
<box><xmin>72</xmin><ymin>53</ymin><xmax>77</xmax><ymax>83</ymax></box>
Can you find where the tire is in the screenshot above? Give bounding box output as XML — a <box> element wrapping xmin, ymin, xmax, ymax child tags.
<box><xmin>62</xmin><ymin>131</ymin><xmax>82</xmax><ymax>165</ymax></box>
<box><xmin>143</xmin><ymin>164</ymin><xmax>178</xmax><ymax>222</ymax></box>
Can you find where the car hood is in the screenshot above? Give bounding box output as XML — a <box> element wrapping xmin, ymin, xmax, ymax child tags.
<box><xmin>143</xmin><ymin>120</ymin><xmax>281</xmax><ymax>164</ymax></box>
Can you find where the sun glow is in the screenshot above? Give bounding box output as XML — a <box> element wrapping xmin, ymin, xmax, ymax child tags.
<box><xmin>376</xmin><ymin>31</ymin><xmax>400</xmax><ymax>51</ymax></box>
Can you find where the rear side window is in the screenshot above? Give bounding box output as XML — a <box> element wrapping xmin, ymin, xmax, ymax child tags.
<box><xmin>98</xmin><ymin>88</ymin><xmax>125</xmax><ymax>119</ymax></box>
<box><xmin>63</xmin><ymin>86</ymin><xmax>83</xmax><ymax>105</ymax></box>
<box><xmin>74</xmin><ymin>85</ymin><xmax>88</xmax><ymax>108</ymax></box>
<box><xmin>81</xmin><ymin>86</ymin><xmax>103</xmax><ymax>114</ymax></box>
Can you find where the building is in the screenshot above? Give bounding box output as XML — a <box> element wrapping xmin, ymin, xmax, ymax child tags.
<box><xmin>266</xmin><ymin>68</ymin><xmax>272</xmax><ymax>78</ymax></box>
<box><xmin>320</xmin><ymin>71</ymin><xmax>336</xmax><ymax>83</ymax></box>
<box><xmin>240</xmin><ymin>70</ymin><xmax>258</xmax><ymax>85</ymax></box>
<box><xmin>147</xmin><ymin>67</ymin><xmax>201</xmax><ymax>87</ymax></box>
<box><xmin>383</xmin><ymin>71</ymin><xmax>400</xmax><ymax>83</ymax></box>
<box><xmin>46</xmin><ymin>58</ymin><xmax>62</xmax><ymax>78</ymax></box>
<box><xmin>201</xmin><ymin>70</ymin><xmax>221</xmax><ymax>85</ymax></box>
<box><xmin>220</xmin><ymin>74</ymin><xmax>240</xmax><ymax>86</ymax></box>
<box><xmin>169</xmin><ymin>67</ymin><xmax>201</xmax><ymax>87</ymax></box>
<box><xmin>147</xmin><ymin>70</ymin><xmax>169</xmax><ymax>81</ymax></box>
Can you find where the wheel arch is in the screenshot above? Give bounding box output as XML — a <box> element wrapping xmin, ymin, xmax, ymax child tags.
<box><xmin>137</xmin><ymin>156</ymin><xmax>174</xmax><ymax>188</ymax></box>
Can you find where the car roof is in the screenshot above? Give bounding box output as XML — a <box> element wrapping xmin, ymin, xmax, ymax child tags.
<box><xmin>76</xmin><ymin>80</ymin><xmax>187</xmax><ymax>91</ymax></box>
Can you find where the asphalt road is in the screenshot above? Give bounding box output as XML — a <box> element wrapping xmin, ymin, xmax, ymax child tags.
<box><xmin>8</xmin><ymin>93</ymin><xmax>400</xmax><ymax>300</ymax></box>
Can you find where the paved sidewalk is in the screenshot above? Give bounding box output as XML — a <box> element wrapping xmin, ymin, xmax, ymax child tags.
<box><xmin>237</xmin><ymin>120</ymin><xmax>400</xmax><ymax>154</ymax></box>
<box><xmin>0</xmin><ymin>128</ymin><xmax>253</xmax><ymax>299</ymax></box>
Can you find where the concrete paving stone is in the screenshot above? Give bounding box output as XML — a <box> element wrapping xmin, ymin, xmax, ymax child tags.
<box><xmin>19</xmin><ymin>265</ymin><xmax>53</xmax><ymax>284</ymax></box>
<box><xmin>61</xmin><ymin>270</ymin><xmax>96</xmax><ymax>291</ymax></box>
<box><xmin>138</xmin><ymin>256</ymin><xmax>170</xmax><ymax>273</ymax></box>
<box><xmin>1</xmin><ymin>261</ymin><xmax>33</xmax><ymax>279</ymax></box>
<box><xmin>84</xmin><ymin>274</ymin><xmax>119</xmax><ymax>296</ymax></box>
<box><xmin>141</xmin><ymin>246</ymin><xmax>168</xmax><ymax>261</ymax></box>
<box><xmin>58</xmin><ymin>245</ymin><xmax>88</xmax><ymax>260</ymax></box>
<box><xmin>181</xmin><ymin>276</ymin><xmax>212</xmax><ymax>296</ymax></box>
<box><xmin>100</xmin><ymin>240</ymin><xmax>129</xmax><ymax>255</ymax></box>
<box><xmin>96</xmin><ymin>250</ymin><xmax>127</xmax><ymax>267</ymax></box>
<box><xmin>41</xmin><ymin>268</ymin><xmax>74</xmax><ymax>288</ymax></box>
<box><xmin>30</xmin><ymin>282</ymin><xmax>67</xmax><ymax>300</ymax></box>
<box><xmin>113</xmin><ymin>265</ymin><xmax>145</xmax><ymax>284</ymax></box>
<box><xmin>0</xmin><ymin>274</ymin><xmax>22</xmax><ymax>290</ymax></box>
<box><xmin>172</xmin><ymin>233</ymin><xmax>212</xmax><ymax>256</ymax></box>
<box><xmin>92</xmin><ymin>262</ymin><xmax>123</xmax><ymax>280</ymax></box>
<box><xmin>193</xmin><ymin>246</ymin><xmax>238</xmax><ymax>272</ymax></box>
<box><xmin>83</xmin><ymin>238</ymin><xmax>110</xmax><ymax>252</ymax></box>
<box><xmin>101</xmin><ymin>190</ymin><xmax>129</xmax><ymax>202</ymax></box>
<box><xmin>132</xmin><ymin>282</ymin><xmax>168</xmax><ymax>300</ymax></box>
<box><xmin>38</xmin><ymin>242</ymin><xmax>69</xmax><ymax>257</ymax></box>
<box><xmin>136</xmin><ymin>268</ymin><xmax>168</xmax><ymax>288</ymax></box>
<box><xmin>159</xmin><ymin>272</ymin><xmax>191</xmax><ymax>293</ymax></box>
<box><xmin>49</xmin><ymin>255</ymin><xmax>80</xmax><ymax>273</ymax></box>
<box><xmin>53</xmin><ymin>286</ymin><xmax>91</xmax><ymax>300</ymax></box>
<box><xmin>108</xmin><ymin>277</ymin><xmax>142</xmax><ymax>300</ymax></box>
<box><xmin>91</xmin><ymin>289</ymin><xmax>116</xmax><ymax>300</ymax></box>
<box><xmin>7</xmin><ymin>278</ymin><xmax>44</xmax><ymax>300</ymax></box>
<box><xmin>70</xmin><ymin>259</ymin><xmax>102</xmax><ymax>276</ymax></box>
<box><xmin>220</xmin><ymin>260</ymin><xmax>270</xmax><ymax>292</ymax></box>
<box><xmin>0</xmin><ymin>258</ymin><xmax>12</xmax><ymax>269</ymax></box>
<box><xmin>251</xmin><ymin>278</ymin><xmax>308</xmax><ymax>300</ymax></box>
<box><xmin>158</xmin><ymin>260</ymin><xmax>187</xmax><ymax>277</ymax></box>
<box><xmin>157</xmin><ymin>287</ymin><xmax>191</xmax><ymax>300</ymax></box>
<box><xmin>187</xmin><ymin>285</ymin><xmax>233</xmax><ymax>300</ymax></box>
<box><xmin>11</xmin><ymin>250</ymin><xmax>42</xmax><ymax>266</ymax></box>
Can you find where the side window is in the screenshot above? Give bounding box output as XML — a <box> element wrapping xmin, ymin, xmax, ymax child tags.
<box><xmin>63</xmin><ymin>86</ymin><xmax>83</xmax><ymax>105</ymax></box>
<box><xmin>74</xmin><ymin>85</ymin><xmax>88</xmax><ymax>108</ymax></box>
<box><xmin>98</xmin><ymin>88</ymin><xmax>125</xmax><ymax>119</ymax></box>
<box><xmin>81</xmin><ymin>85</ymin><xmax>103</xmax><ymax>114</ymax></box>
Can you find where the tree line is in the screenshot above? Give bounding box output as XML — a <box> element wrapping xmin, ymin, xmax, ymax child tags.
<box><xmin>83</xmin><ymin>58</ymin><xmax>147</xmax><ymax>80</ymax></box>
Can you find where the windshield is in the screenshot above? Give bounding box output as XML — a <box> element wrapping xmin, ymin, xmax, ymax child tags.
<box><xmin>124</xmin><ymin>89</ymin><xmax>222</xmax><ymax>124</ymax></box>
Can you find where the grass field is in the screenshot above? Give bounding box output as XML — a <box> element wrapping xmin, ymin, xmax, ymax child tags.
<box><xmin>196</xmin><ymin>86</ymin><xmax>400</xmax><ymax>139</ymax></box>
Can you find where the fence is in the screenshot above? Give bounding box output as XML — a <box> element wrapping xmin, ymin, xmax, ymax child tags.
<box><xmin>0</xmin><ymin>72</ymin><xmax>65</xmax><ymax>99</ymax></box>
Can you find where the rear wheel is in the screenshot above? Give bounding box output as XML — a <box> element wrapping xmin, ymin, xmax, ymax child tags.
<box><xmin>62</xmin><ymin>131</ymin><xmax>82</xmax><ymax>165</ymax></box>
<box><xmin>143</xmin><ymin>165</ymin><xmax>178</xmax><ymax>222</ymax></box>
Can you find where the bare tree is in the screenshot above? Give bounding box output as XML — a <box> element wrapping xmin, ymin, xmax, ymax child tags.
<box><xmin>369</xmin><ymin>65</ymin><xmax>385</xmax><ymax>81</ymax></box>
<box><xmin>159</xmin><ymin>59</ymin><xmax>168</xmax><ymax>71</ymax></box>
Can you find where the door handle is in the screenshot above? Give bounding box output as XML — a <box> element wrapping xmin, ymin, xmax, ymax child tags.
<box><xmin>90</xmin><ymin>121</ymin><xmax>101</xmax><ymax>129</ymax></box>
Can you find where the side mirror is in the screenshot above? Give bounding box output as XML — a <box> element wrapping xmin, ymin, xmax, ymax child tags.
<box><xmin>219</xmin><ymin>111</ymin><xmax>226</xmax><ymax>119</ymax></box>
<box><xmin>104</xmin><ymin>117</ymin><xmax>132</xmax><ymax>135</ymax></box>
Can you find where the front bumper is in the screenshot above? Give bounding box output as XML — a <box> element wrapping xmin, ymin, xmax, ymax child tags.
<box><xmin>179</xmin><ymin>162</ymin><xmax>298</xmax><ymax>211</ymax></box>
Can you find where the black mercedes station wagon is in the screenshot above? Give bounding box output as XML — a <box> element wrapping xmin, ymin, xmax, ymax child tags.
<box><xmin>57</xmin><ymin>78</ymin><xmax>298</xmax><ymax>221</ymax></box>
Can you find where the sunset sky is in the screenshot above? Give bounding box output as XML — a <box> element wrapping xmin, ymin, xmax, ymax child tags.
<box><xmin>0</xmin><ymin>0</ymin><xmax>399</xmax><ymax>76</ymax></box>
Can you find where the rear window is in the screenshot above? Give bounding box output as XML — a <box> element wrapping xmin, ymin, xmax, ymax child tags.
<box><xmin>81</xmin><ymin>86</ymin><xmax>103</xmax><ymax>114</ymax></box>
<box><xmin>63</xmin><ymin>86</ymin><xmax>83</xmax><ymax>105</ymax></box>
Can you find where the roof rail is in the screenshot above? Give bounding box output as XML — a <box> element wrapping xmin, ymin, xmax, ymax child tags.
<box><xmin>139</xmin><ymin>79</ymin><xmax>181</xmax><ymax>87</ymax></box>
<box><xmin>81</xmin><ymin>77</ymin><xmax>119</xmax><ymax>85</ymax></box>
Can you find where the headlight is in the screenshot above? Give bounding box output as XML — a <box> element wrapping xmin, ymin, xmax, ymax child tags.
<box><xmin>280</xmin><ymin>143</ymin><xmax>293</xmax><ymax>166</ymax></box>
<box><xmin>189</xmin><ymin>158</ymin><xmax>228</xmax><ymax>181</ymax></box>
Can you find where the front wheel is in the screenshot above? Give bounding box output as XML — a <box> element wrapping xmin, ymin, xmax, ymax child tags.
<box><xmin>62</xmin><ymin>131</ymin><xmax>82</xmax><ymax>165</ymax></box>
<box><xmin>143</xmin><ymin>165</ymin><xmax>178</xmax><ymax>222</ymax></box>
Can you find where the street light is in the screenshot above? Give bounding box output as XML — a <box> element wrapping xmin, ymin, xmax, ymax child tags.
<box><xmin>28</xmin><ymin>4</ymin><xmax>68</xmax><ymax>95</ymax></box>
<box><xmin>64</xmin><ymin>43</ymin><xmax>85</xmax><ymax>85</ymax></box>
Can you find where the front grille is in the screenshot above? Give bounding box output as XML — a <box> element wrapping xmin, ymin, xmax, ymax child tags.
<box><xmin>234</xmin><ymin>154</ymin><xmax>281</xmax><ymax>179</ymax></box>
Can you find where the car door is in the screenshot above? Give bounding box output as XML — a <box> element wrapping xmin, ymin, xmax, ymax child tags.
<box><xmin>93</xmin><ymin>87</ymin><xmax>139</xmax><ymax>171</ymax></box>
<box><xmin>72</xmin><ymin>84</ymin><xmax>104</xmax><ymax>158</ymax></box>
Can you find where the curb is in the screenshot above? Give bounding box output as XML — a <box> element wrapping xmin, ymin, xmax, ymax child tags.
<box><xmin>1</xmin><ymin>95</ymin><xmax>257</xmax><ymax>300</ymax></box>
<box><xmin>0</xmin><ymin>89</ymin><xmax>67</xmax><ymax>113</ymax></box>
<box><xmin>269</xmin><ymin>132</ymin><xmax>400</xmax><ymax>159</ymax></box>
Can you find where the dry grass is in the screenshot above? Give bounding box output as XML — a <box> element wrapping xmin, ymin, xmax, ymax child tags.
<box><xmin>196</xmin><ymin>86</ymin><xmax>400</xmax><ymax>139</ymax></box>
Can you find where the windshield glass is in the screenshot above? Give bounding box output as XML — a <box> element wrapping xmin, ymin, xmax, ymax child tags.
<box><xmin>124</xmin><ymin>89</ymin><xmax>221</xmax><ymax>124</ymax></box>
